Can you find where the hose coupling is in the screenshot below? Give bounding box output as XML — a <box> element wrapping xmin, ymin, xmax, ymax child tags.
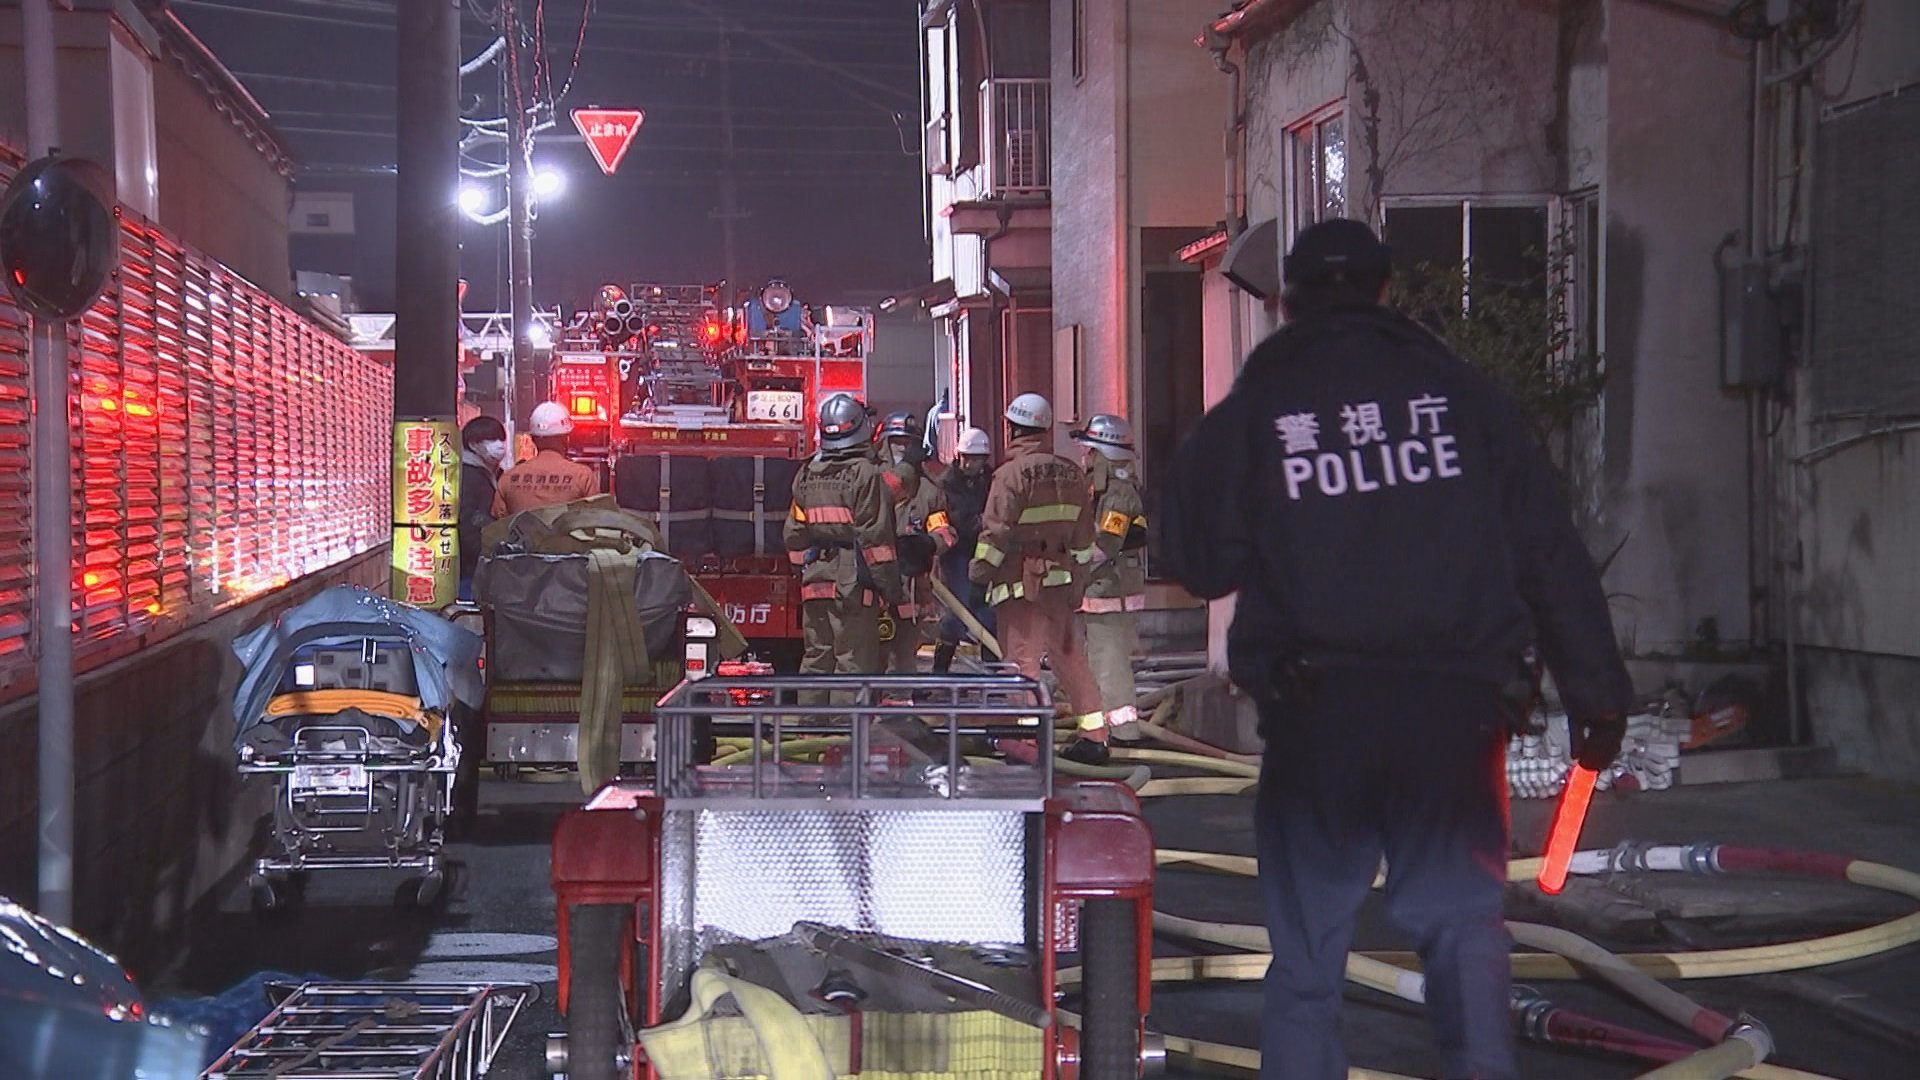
<box><xmin>1608</xmin><ymin>840</ymin><xmax>1652</xmax><ymax>874</ymax></box>
<box><xmin>1686</xmin><ymin>842</ymin><xmax>1723</xmax><ymax>875</ymax></box>
<box><xmin>1729</xmin><ymin>1014</ymin><xmax>1776</xmax><ymax>1063</ymax></box>
<box><xmin>1508</xmin><ymin>986</ymin><xmax>1555</xmax><ymax>1040</ymax></box>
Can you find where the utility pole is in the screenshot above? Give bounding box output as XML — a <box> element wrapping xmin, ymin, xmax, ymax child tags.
<box><xmin>503</xmin><ymin>0</ymin><xmax>539</xmax><ymax>429</ymax></box>
<box><xmin>393</xmin><ymin>0</ymin><xmax>461</xmax><ymax>606</ymax></box>
<box><xmin>395</xmin><ymin>0</ymin><xmax>461</xmax><ymax>416</ymax></box>
<box><xmin>24</xmin><ymin>0</ymin><xmax>74</xmax><ymax>927</ymax></box>
<box><xmin>711</xmin><ymin>26</ymin><xmax>746</xmax><ymax>301</ymax></box>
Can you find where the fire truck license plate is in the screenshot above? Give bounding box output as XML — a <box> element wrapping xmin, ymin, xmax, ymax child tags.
<box><xmin>292</xmin><ymin>764</ymin><xmax>369</xmax><ymax>795</ymax></box>
<box><xmin>746</xmin><ymin>390</ymin><xmax>805</xmax><ymax>422</ymax></box>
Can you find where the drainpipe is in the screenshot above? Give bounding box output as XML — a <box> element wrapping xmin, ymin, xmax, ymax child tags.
<box><xmin>983</xmin><ymin>203</ymin><xmax>1013</xmax><ymax>453</ymax></box>
<box><xmin>1204</xmin><ymin>32</ymin><xmax>1247</xmax><ymax>680</ymax></box>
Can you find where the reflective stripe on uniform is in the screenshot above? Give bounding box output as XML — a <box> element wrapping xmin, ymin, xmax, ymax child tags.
<box><xmin>789</xmin><ymin>503</ymin><xmax>807</xmax><ymax>522</ymax></box>
<box><xmin>985</xmin><ymin>582</ymin><xmax>1022</xmax><ymax>606</ymax></box>
<box><xmin>1074</xmin><ymin>712</ymin><xmax>1108</xmax><ymax>732</ymax></box>
<box><xmin>802</xmin><ymin>504</ymin><xmax>855</xmax><ymax>524</ymax></box>
<box><xmin>787</xmin><ymin>549</ymin><xmax>808</xmax><ymax>566</ymax></box>
<box><xmin>1018</xmin><ymin>503</ymin><xmax>1082</xmax><ymax>525</ymax></box>
<box><xmin>974</xmin><ymin>541</ymin><xmax>1005</xmax><ymax>567</ymax></box>
<box><xmin>1106</xmin><ymin>705</ymin><xmax>1139</xmax><ymax>728</ymax></box>
<box><xmin>1042</xmin><ymin>568</ymin><xmax>1074</xmax><ymax>588</ymax></box>
<box><xmin>1080</xmin><ymin>593</ymin><xmax>1147</xmax><ymax>614</ymax></box>
<box><xmin>926</xmin><ymin>510</ymin><xmax>951</xmax><ymax>533</ymax></box>
<box><xmin>864</xmin><ymin>544</ymin><xmax>897</xmax><ymax>564</ymax></box>
<box><xmin>800</xmin><ymin>582</ymin><xmax>838</xmax><ymax>601</ymax></box>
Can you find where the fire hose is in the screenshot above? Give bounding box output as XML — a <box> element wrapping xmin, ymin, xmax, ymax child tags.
<box><xmin>712</xmin><ymin>673</ymin><xmax>1914</xmax><ymax>1079</ymax></box>
<box><xmin>1081</xmin><ymin>729</ymin><xmax>1920</xmax><ymax>1080</ymax></box>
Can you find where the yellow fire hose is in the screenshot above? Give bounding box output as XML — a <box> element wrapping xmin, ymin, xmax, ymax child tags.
<box><xmin>1097</xmin><ymin>724</ymin><xmax>1916</xmax><ymax>1079</ymax></box>
<box><xmin>671</xmin><ymin>686</ymin><xmax>1909</xmax><ymax>1079</ymax></box>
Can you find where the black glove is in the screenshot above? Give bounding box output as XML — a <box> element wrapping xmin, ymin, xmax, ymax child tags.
<box><xmin>897</xmin><ymin>533</ymin><xmax>937</xmax><ymax>577</ymax></box>
<box><xmin>1571</xmin><ymin>711</ymin><xmax>1626</xmax><ymax>772</ymax></box>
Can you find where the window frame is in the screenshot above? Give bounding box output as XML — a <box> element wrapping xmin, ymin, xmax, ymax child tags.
<box><xmin>1284</xmin><ymin>102</ymin><xmax>1349</xmax><ymax>240</ymax></box>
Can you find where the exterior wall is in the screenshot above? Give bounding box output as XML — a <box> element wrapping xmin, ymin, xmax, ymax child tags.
<box><xmin>152</xmin><ymin>53</ymin><xmax>291</xmax><ymax>298</ymax></box>
<box><xmin>0</xmin><ymin>4</ymin><xmax>290</xmax><ymax>297</ymax></box>
<box><xmin>1126</xmin><ymin>0</ymin><xmax>1228</xmax><ymax>230</ymax></box>
<box><xmin>1599</xmin><ymin>1</ymin><xmax>1752</xmax><ymax>653</ymax></box>
<box><xmin>1240</xmin><ymin>3</ymin><xmax>1348</xmax><ymax>255</ymax></box>
<box><xmin>1784</xmin><ymin>0</ymin><xmax>1920</xmax><ymax>777</ymax></box>
<box><xmin>1345</xmin><ymin>0</ymin><xmax>1561</xmax><ymax>206</ymax></box>
<box><xmin>1050</xmin><ymin>0</ymin><xmax>1127</xmax><ymax>424</ymax></box>
<box><xmin>867</xmin><ymin>308</ymin><xmax>941</xmax><ymax>419</ymax></box>
<box><xmin>0</xmin><ymin>549</ymin><xmax>386</xmax><ymax>965</ymax></box>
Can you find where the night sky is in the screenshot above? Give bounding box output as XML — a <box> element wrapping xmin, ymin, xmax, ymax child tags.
<box><xmin>173</xmin><ymin>0</ymin><xmax>929</xmax><ymax>313</ymax></box>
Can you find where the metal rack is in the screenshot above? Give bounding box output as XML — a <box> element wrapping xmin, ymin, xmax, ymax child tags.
<box><xmin>202</xmin><ymin>982</ymin><xmax>533</xmax><ymax>1080</ymax></box>
<box><xmin>651</xmin><ymin>672</ymin><xmax>1056</xmax><ymax>812</ymax></box>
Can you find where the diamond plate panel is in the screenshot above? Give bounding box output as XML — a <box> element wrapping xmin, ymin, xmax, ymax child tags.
<box><xmin>658</xmin><ymin>809</ymin><xmax>1030</xmax><ymax>995</ymax></box>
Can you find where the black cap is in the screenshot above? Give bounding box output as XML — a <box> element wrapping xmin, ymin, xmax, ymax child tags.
<box><xmin>1282</xmin><ymin>218</ymin><xmax>1392</xmax><ymax>288</ymax></box>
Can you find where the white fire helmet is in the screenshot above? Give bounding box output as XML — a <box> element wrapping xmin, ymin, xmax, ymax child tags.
<box><xmin>529</xmin><ymin>401</ymin><xmax>575</xmax><ymax>437</ymax></box>
<box><xmin>957</xmin><ymin>427</ymin><xmax>991</xmax><ymax>456</ymax></box>
<box><xmin>1004</xmin><ymin>392</ymin><xmax>1053</xmax><ymax>430</ymax></box>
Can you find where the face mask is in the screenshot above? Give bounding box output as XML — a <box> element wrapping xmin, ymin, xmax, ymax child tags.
<box><xmin>888</xmin><ymin>444</ymin><xmax>909</xmax><ymax>466</ymax></box>
<box><xmin>478</xmin><ymin>439</ymin><xmax>508</xmax><ymax>463</ymax></box>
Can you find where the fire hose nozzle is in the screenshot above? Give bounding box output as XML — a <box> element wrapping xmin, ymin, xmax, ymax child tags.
<box><xmin>1729</xmin><ymin>1015</ymin><xmax>1776</xmax><ymax>1062</ymax></box>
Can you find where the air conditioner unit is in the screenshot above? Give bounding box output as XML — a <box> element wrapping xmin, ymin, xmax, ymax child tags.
<box><xmin>924</xmin><ymin>116</ymin><xmax>951</xmax><ymax>177</ymax></box>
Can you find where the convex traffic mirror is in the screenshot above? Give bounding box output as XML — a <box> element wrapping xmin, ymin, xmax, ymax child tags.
<box><xmin>0</xmin><ymin>156</ymin><xmax>120</xmax><ymax>320</ymax></box>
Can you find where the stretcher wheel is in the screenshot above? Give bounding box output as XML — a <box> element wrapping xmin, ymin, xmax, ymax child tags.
<box><xmin>249</xmin><ymin>874</ymin><xmax>296</xmax><ymax>919</ymax></box>
<box><xmin>1079</xmin><ymin>897</ymin><xmax>1143</xmax><ymax>1079</ymax></box>
<box><xmin>566</xmin><ymin>905</ymin><xmax>629</xmax><ymax>1080</ymax></box>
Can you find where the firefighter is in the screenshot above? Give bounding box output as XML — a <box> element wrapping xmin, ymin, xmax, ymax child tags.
<box><xmin>933</xmin><ymin>426</ymin><xmax>996</xmax><ymax>672</ymax></box>
<box><xmin>1157</xmin><ymin>218</ymin><xmax>1631</xmax><ymax>1080</ymax></box>
<box><xmin>784</xmin><ymin>393</ymin><xmax>901</xmax><ymax>676</ymax></box>
<box><xmin>970</xmin><ymin>393</ymin><xmax>1110</xmax><ymax>764</ymax></box>
<box><xmin>1071</xmin><ymin>414</ymin><xmax>1148</xmax><ymax>739</ymax></box>
<box><xmin>492</xmin><ymin>402</ymin><xmax>600</xmax><ymax>516</ymax></box>
<box><xmin>876</xmin><ymin>411</ymin><xmax>956</xmax><ymax>673</ymax></box>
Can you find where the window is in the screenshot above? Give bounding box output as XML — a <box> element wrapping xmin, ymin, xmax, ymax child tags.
<box><xmin>988</xmin><ymin>0</ymin><xmax>1049</xmax><ymax>78</ymax></box>
<box><xmin>1071</xmin><ymin>0</ymin><xmax>1086</xmax><ymax>82</ymax></box>
<box><xmin>1381</xmin><ymin>198</ymin><xmax>1553</xmax><ymax>312</ymax></box>
<box><xmin>1287</xmin><ymin>108</ymin><xmax>1348</xmax><ymax>236</ymax></box>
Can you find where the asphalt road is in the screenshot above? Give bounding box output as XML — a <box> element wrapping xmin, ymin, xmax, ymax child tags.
<box><xmin>151</xmin><ymin>774</ymin><xmax>1920</xmax><ymax>1079</ymax></box>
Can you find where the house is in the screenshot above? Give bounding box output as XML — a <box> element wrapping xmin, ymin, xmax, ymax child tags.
<box><xmin>0</xmin><ymin>0</ymin><xmax>295</xmax><ymax>298</ymax></box>
<box><xmin>916</xmin><ymin>0</ymin><xmax>1053</xmax><ymax>457</ymax></box>
<box><xmin>1195</xmin><ymin>0</ymin><xmax>1920</xmax><ymax>776</ymax></box>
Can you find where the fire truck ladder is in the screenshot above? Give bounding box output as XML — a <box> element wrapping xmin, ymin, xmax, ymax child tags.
<box><xmin>201</xmin><ymin>981</ymin><xmax>533</xmax><ymax>1079</ymax></box>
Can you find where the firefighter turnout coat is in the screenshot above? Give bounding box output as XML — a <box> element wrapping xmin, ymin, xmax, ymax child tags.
<box><xmin>784</xmin><ymin>451</ymin><xmax>902</xmax><ymax>608</ymax></box>
<box><xmin>969</xmin><ymin>432</ymin><xmax>1097</xmax><ymax>611</ymax></box>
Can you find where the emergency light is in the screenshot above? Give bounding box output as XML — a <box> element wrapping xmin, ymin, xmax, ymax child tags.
<box><xmin>1537</xmin><ymin>764</ymin><xmax>1598</xmax><ymax>894</ymax></box>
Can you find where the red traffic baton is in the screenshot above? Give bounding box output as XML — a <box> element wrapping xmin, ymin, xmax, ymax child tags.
<box><xmin>1537</xmin><ymin>764</ymin><xmax>1599</xmax><ymax>894</ymax></box>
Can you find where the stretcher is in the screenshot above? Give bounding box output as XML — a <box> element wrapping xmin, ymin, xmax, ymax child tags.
<box><xmin>201</xmin><ymin>981</ymin><xmax>532</xmax><ymax>1079</ymax></box>
<box><xmin>236</xmin><ymin>635</ymin><xmax>472</xmax><ymax>915</ymax></box>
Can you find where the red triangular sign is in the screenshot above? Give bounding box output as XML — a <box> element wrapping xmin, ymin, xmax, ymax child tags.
<box><xmin>572</xmin><ymin>108</ymin><xmax>645</xmax><ymax>176</ymax></box>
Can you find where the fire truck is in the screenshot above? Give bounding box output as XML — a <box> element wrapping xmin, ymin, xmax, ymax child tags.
<box><xmin>549</xmin><ymin>280</ymin><xmax>872</xmax><ymax>667</ymax></box>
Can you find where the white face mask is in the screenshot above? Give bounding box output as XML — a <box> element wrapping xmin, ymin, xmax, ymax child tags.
<box><xmin>888</xmin><ymin>443</ymin><xmax>910</xmax><ymax>465</ymax></box>
<box><xmin>478</xmin><ymin>439</ymin><xmax>509</xmax><ymax>464</ymax></box>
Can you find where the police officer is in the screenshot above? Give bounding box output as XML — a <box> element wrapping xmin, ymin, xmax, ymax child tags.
<box><xmin>933</xmin><ymin>427</ymin><xmax>997</xmax><ymax>672</ymax></box>
<box><xmin>492</xmin><ymin>401</ymin><xmax>600</xmax><ymax>516</ymax></box>
<box><xmin>1157</xmin><ymin>219</ymin><xmax>1631</xmax><ymax>1080</ymax></box>
<box><xmin>785</xmin><ymin>393</ymin><xmax>901</xmax><ymax>676</ymax></box>
<box><xmin>1071</xmin><ymin>414</ymin><xmax>1148</xmax><ymax>739</ymax></box>
<box><xmin>876</xmin><ymin>411</ymin><xmax>956</xmax><ymax>673</ymax></box>
<box><xmin>971</xmin><ymin>393</ymin><xmax>1110</xmax><ymax>764</ymax></box>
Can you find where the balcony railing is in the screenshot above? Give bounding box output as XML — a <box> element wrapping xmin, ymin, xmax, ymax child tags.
<box><xmin>982</xmin><ymin>78</ymin><xmax>1050</xmax><ymax>196</ymax></box>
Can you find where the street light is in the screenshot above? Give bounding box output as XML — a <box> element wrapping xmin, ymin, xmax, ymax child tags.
<box><xmin>533</xmin><ymin>167</ymin><xmax>565</xmax><ymax>200</ymax></box>
<box><xmin>458</xmin><ymin>183</ymin><xmax>489</xmax><ymax>219</ymax></box>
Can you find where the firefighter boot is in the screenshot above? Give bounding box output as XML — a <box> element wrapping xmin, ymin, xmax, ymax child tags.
<box><xmin>1060</xmin><ymin>733</ymin><xmax>1111</xmax><ymax>767</ymax></box>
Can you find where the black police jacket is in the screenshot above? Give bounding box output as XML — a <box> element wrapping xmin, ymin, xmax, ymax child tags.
<box><xmin>1155</xmin><ymin>303</ymin><xmax>1633</xmax><ymax>723</ymax></box>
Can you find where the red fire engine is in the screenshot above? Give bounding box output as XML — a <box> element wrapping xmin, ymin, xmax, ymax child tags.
<box><xmin>550</xmin><ymin>280</ymin><xmax>872</xmax><ymax>666</ymax></box>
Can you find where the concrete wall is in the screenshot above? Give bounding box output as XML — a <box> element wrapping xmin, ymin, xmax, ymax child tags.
<box><xmin>1599</xmin><ymin>1</ymin><xmax>1753</xmax><ymax>654</ymax></box>
<box><xmin>867</xmin><ymin>307</ymin><xmax>941</xmax><ymax>419</ymax></box>
<box><xmin>151</xmin><ymin>52</ymin><xmax>291</xmax><ymax>298</ymax></box>
<box><xmin>1345</xmin><ymin>0</ymin><xmax>1561</xmax><ymax>206</ymax></box>
<box><xmin>0</xmin><ymin>550</ymin><xmax>386</xmax><ymax>966</ymax></box>
<box><xmin>1785</xmin><ymin>0</ymin><xmax>1920</xmax><ymax>778</ymax></box>
<box><xmin>1050</xmin><ymin>0</ymin><xmax>1128</xmax><ymax>422</ymax></box>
